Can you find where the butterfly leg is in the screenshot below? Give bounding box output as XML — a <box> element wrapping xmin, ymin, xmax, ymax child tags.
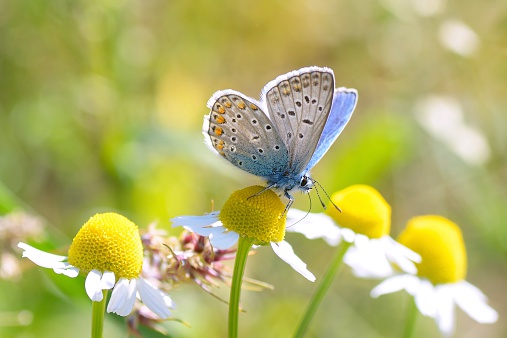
<box><xmin>282</xmin><ymin>190</ymin><xmax>295</xmax><ymax>216</ymax></box>
<box><xmin>247</xmin><ymin>183</ymin><xmax>278</xmax><ymax>200</ymax></box>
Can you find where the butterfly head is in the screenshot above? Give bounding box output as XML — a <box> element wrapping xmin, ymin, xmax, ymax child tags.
<box><xmin>299</xmin><ymin>175</ymin><xmax>313</xmax><ymax>193</ymax></box>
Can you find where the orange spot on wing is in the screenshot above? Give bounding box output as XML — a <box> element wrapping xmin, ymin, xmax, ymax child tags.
<box><xmin>215</xmin><ymin>115</ymin><xmax>226</xmax><ymax>124</ymax></box>
<box><xmin>216</xmin><ymin>105</ymin><xmax>226</xmax><ymax>114</ymax></box>
<box><xmin>214</xmin><ymin>126</ymin><xmax>223</xmax><ymax>135</ymax></box>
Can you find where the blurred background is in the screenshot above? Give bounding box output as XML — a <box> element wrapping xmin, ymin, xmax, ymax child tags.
<box><xmin>1</xmin><ymin>0</ymin><xmax>506</xmax><ymax>337</ymax></box>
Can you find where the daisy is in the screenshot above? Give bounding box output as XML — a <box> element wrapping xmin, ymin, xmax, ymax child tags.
<box><xmin>18</xmin><ymin>213</ymin><xmax>174</xmax><ymax>320</ymax></box>
<box><xmin>370</xmin><ymin>215</ymin><xmax>498</xmax><ymax>336</ymax></box>
<box><xmin>287</xmin><ymin>184</ymin><xmax>421</xmax><ymax>277</ymax></box>
<box><xmin>171</xmin><ymin>185</ymin><xmax>315</xmax><ymax>282</ymax></box>
<box><xmin>291</xmin><ymin>184</ymin><xmax>421</xmax><ymax>337</ymax></box>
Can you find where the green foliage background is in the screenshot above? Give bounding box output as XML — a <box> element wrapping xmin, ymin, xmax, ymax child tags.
<box><xmin>1</xmin><ymin>0</ymin><xmax>506</xmax><ymax>337</ymax></box>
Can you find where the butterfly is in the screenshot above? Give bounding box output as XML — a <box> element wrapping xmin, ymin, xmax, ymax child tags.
<box><xmin>204</xmin><ymin>66</ymin><xmax>357</xmax><ymax>210</ymax></box>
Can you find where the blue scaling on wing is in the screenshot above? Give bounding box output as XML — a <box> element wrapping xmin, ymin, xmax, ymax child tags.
<box><xmin>304</xmin><ymin>88</ymin><xmax>358</xmax><ymax>173</ymax></box>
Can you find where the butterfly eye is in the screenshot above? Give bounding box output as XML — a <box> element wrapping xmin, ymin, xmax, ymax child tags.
<box><xmin>300</xmin><ymin>176</ymin><xmax>309</xmax><ymax>187</ymax></box>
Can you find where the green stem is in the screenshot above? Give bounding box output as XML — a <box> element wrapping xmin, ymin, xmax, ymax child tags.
<box><xmin>403</xmin><ymin>296</ymin><xmax>418</xmax><ymax>338</ymax></box>
<box><xmin>229</xmin><ymin>237</ymin><xmax>254</xmax><ymax>338</ymax></box>
<box><xmin>293</xmin><ymin>241</ymin><xmax>352</xmax><ymax>338</ymax></box>
<box><xmin>91</xmin><ymin>290</ymin><xmax>108</xmax><ymax>338</ymax></box>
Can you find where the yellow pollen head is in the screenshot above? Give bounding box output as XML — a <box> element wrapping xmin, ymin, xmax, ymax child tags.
<box><xmin>67</xmin><ymin>213</ymin><xmax>144</xmax><ymax>279</ymax></box>
<box><xmin>219</xmin><ymin>186</ymin><xmax>286</xmax><ymax>245</ymax></box>
<box><xmin>326</xmin><ymin>185</ymin><xmax>391</xmax><ymax>238</ymax></box>
<box><xmin>398</xmin><ymin>215</ymin><xmax>467</xmax><ymax>284</ymax></box>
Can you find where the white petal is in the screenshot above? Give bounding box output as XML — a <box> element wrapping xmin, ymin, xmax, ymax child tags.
<box><xmin>434</xmin><ymin>284</ymin><xmax>456</xmax><ymax>336</ymax></box>
<box><xmin>270</xmin><ymin>241</ymin><xmax>315</xmax><ymax>282</ymax></box>
<box><xmin>136</xmin><ymin>278</ymin><xmax>172</xmax><ymax>318</ymax></box>
<box><xmin>370</xmin><ymin>274</ymin><xmax>420</xmax><ymax>298</ymax></box>
<box><xmin>453</xmin><ymin>281</ymin><xmax>498</xmax><ymax>324</ymax></box>
<box><xmin>54</xmin><ymin>266</ymin><xmax>80</xmax><ymax>278</ymax></box>
<box><xmin>384</xmin><ymin>236</ymin><xmax>422</xmax><ymax>263</ymax></box>
<box><xmin>345</xmin><ymin>241</ymin><xmax>394</xmax><ymax>278</ymax></box>
<box><xmin>209</xmin><ymin>231</ymin><xmax>239</xmax><ymax>249</ymax></box>
<box><xmin>107</xmin><ymin>278</ymin><xmax>129</xmax><ymax>314</ymax></box>
<box><xmin>85</xmin><ymin>270</ymin><xmax>106</xmax><ymax>301</ymax></box>
<box><xmin>381</xmin><ymin>237</ymin><xmax>420</xmax><ymax>274</ymax></box>
<box><xmin>18</xmin><ymin>242</ymin><xmax>69</xmax><ymax>269</ymax></box>
<box><xmin>170</xmin><ymin>212</ymin><xmax>222</xmax><ymax>236</ymax></box>
<box><xmin>107</xmin><ymin>278</ymin><xmax>137</xmax><ymax>316</ymax></box>
<box><xmin>414</xmin><ymin>279</ymin><xmax>438</xmax><ymax>317</ymax></box>
<box><xmin>341</xmin><ymin>228</ymin><xmax>356</xmax><ymax>243</ymax></box>
<box><xmin>286</xmin><ymin>210</ymin><xmax>342</xmax><ymax>246</ymax></box>
<box><xmin>101</xmin><ymin>271</ymin><xmax>116</xmax><ymax>290</ymax></box>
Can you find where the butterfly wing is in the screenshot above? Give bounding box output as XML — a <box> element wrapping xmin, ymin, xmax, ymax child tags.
<box><xmin>303</xmin><ymin>87</ymin><xmax>358</xmax><ymax>172</ymax></box>
<box><xmin>262</xmin><ymin>67</ymin><xmax>335</xmax><ymax>174</ymax></box>
<box><xmin>205</xmin><ymin>90</ymin><xmax>289</xmax><ymax>180</ymax></box>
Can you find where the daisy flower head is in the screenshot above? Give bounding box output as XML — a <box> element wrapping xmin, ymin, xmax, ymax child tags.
<box><xmin>371</xmin><ymin>215</ymin><xmax>498</xmax><ymax>336</ymax></box>
<box><xmin>18</xmin><ymin>212</ymin><xmax>174</xmax><ymax>319</ymax></box>
<box><xmin>171</xmin><ymin>185</ymin><xmax>315</xmax><ymax>281</ymax></box>
<box><xmin>287</xmin><ymin>184</ymin><xmax>421</xmax><ymax>277</ymax></box>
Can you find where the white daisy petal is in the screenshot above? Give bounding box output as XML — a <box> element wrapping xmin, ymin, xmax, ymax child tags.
<box><xmin>85</xmin><ymin>270</ymin><xmax>106</xmax><ymax>301</ymax></box>
<box><xmin>137</xmin><ymin>277</ymin><xmax>172</xmax><ymax>319</ymax></box>
<box><xmin>18</xmin><ymin>243</ymin><xmax>67</xmax><ymax>262</ymax></box>
<box><xmin>100</xmin><ymin>271</ymin><xmax>116</xmax><ymax>290</ymax></box>
<box><xmin>345</xmin><ymin>241</ymin><xmax>394</xmax><ymax>278</ymax></box>
<box><xmin>371</xmin><ymin>274</ymin><xmax>420</xmax><ymax>298</ymax></box>
<box><xmin>107</xmin><ymin>278</ymin><xmax>129</xmax><ymax>314</ymax></box>
<box><xmin>54</xmin><ymin>265</ymin><xmax>80</xmax><ymax>278</ymax></box>
<box><xmin>18</xmin><ymin>242</ymin><xmax>69</xmax><ymax>269</ymax></box>
<box><xmin>381</xmin><ymin>237</ymin><xmax>420</xmax><ymax>274</ymax></box>
<box><xmin>270</xmin><ymin>241</ymin><xmax>315</xmax><ymax>282</ymax></box>
<box><xmin>435</xmin><ymin>284</ymin><xmax>456</xmax><ymax>337</ymax></box>
<box><xmin>341</xmin><ymin>228</ymin><xmax>356</xmax><ymax>243</ymax></box>
<box><xmin>209</xmin><ymin>231</ymin><xmax>239</xmax><ymax>249</ymax></box>
<box><xmin>170</xmin><ymin>213</ymin><xmax>222</xmax><ymax>236</ymax></box>
<box><xmin>413</xmin><ymin>279</ymin><xmax>438</xmax><ymax>317</ymax></box>
<box><xmin>286</xmin><ymin>210</ymin><xmax>342</xmax><ymax>246</ymax></box>
<box><xmin>453</xmin><ymin>281</ymin><xmax>498</xmax><ymax>324</ymax></box>
<box><xmin>108</xmin><ymin>278</ymin><xmax>137</xmax><ymax>316</ymax></box>
<box><xmin>385</xmin><ymin>236</ymin><xmax>422</xmax><ymax>263</ymax></box>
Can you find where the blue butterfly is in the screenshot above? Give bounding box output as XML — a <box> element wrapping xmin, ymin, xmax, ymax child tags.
<box><xmin>204</xmin><ymin>66</ymin><xmax>357</xmax><ymax>209</ymax></box>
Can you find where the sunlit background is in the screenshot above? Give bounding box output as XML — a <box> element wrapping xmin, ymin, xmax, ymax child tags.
<box><xmin>1</xmin><ymin>0</ymin><xmax>506</xmax><ymax>337</ymax></box>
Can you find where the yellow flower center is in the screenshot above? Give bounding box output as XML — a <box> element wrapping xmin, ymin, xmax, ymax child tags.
<box><xmin>326</xmin><ymin>185</ymin><xmax>391</xmax><ymax>238</ymax></box>
<box><xmin>397</xmin><ymin>215</ymin><xmax>467</xmax><ymax>284</ymax></box>
<box><xmin>67</xmin><ymin>213</ymin><xmax>144</xmax><ymax>279</ymax></box>
<box><xmin>219</xmin><ymin>186</ymin><xmax>286</xmax><ymax>244</ymax></box>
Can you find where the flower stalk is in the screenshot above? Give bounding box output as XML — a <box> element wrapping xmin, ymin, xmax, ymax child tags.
<box><xmin>293</xmin><ymin>241</ymin><xmax>352</xmax><ymax>338</ymax></box>
<box><xmin>91</xmin><ymin>290</ymin><xmax>108</xmax><ymax>338</ymax></box>
<box><xmin>228</xmin><ymin>236</ymin><xmax>254</xmax><ymax>338</ymax></box>
<box><xmin>403</xmin><ymin>297</ymin><xmax>418</xmax><ymax>338</ymax></box>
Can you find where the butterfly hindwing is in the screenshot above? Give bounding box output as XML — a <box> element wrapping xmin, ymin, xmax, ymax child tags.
<box><xmin>206</xmin><ymin>90</ymin><xmax>289</xmax><ymax>179</ymax></box>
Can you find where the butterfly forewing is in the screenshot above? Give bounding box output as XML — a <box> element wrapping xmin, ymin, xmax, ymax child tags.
<box><xmin>263</xmin><ymin>67</ymin><xmax>335</xmax><ymax>173</ymax></box>
<box><xmin>207</xmin><ymin>90</ymin><xmax>289</xmax><ymax>179</ymax></box>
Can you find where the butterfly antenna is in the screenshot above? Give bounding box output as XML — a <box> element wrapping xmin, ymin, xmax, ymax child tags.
<box><xmin>286</xmin><ymin>193</ymin><xmax>312</xmax><ymax>229</ymax></box>
<box><xmin>312</xmin><ymin>179</ymin><xmax>342</xmax><ymax>212</ymax></box>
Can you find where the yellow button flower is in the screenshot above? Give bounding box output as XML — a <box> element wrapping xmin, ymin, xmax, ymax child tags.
<box><xmin>398</xmin><ymin>215</ymin><xmax>466</xmax><ymax>284</ymax></box>
<box><xmin>220</xmin><ymin>185</ymin><xmax>286</xmax><ymax>244</ymax></box>
<box><xmin>18</xmin><ymin>213</ymin><xmax>174</xmax><ymax>318</ymax></box>
<box><xmin>326</xmin><ymin>185</ymin><xmax>391</xmax><ymax>239</ymax></box>
<box><xmin>371</xmin><ymin>215</ymin><xmax>498</xmax><ymax>336</ymax></box>
<box><xmin>171</xmin><ymin>186</ymin><xmax>315</xmax><ymax>281</ymax></box>
<box><xmin>286</xmin><ymin>185</ymin><xmax>419</xmax><ymax>278</ymax></box>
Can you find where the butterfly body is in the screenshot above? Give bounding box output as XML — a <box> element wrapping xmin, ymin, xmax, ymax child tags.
<box><xmin>204</xmin><ymin>66</ymin><xmax>357</xmax><ymax>207</ymax></box>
